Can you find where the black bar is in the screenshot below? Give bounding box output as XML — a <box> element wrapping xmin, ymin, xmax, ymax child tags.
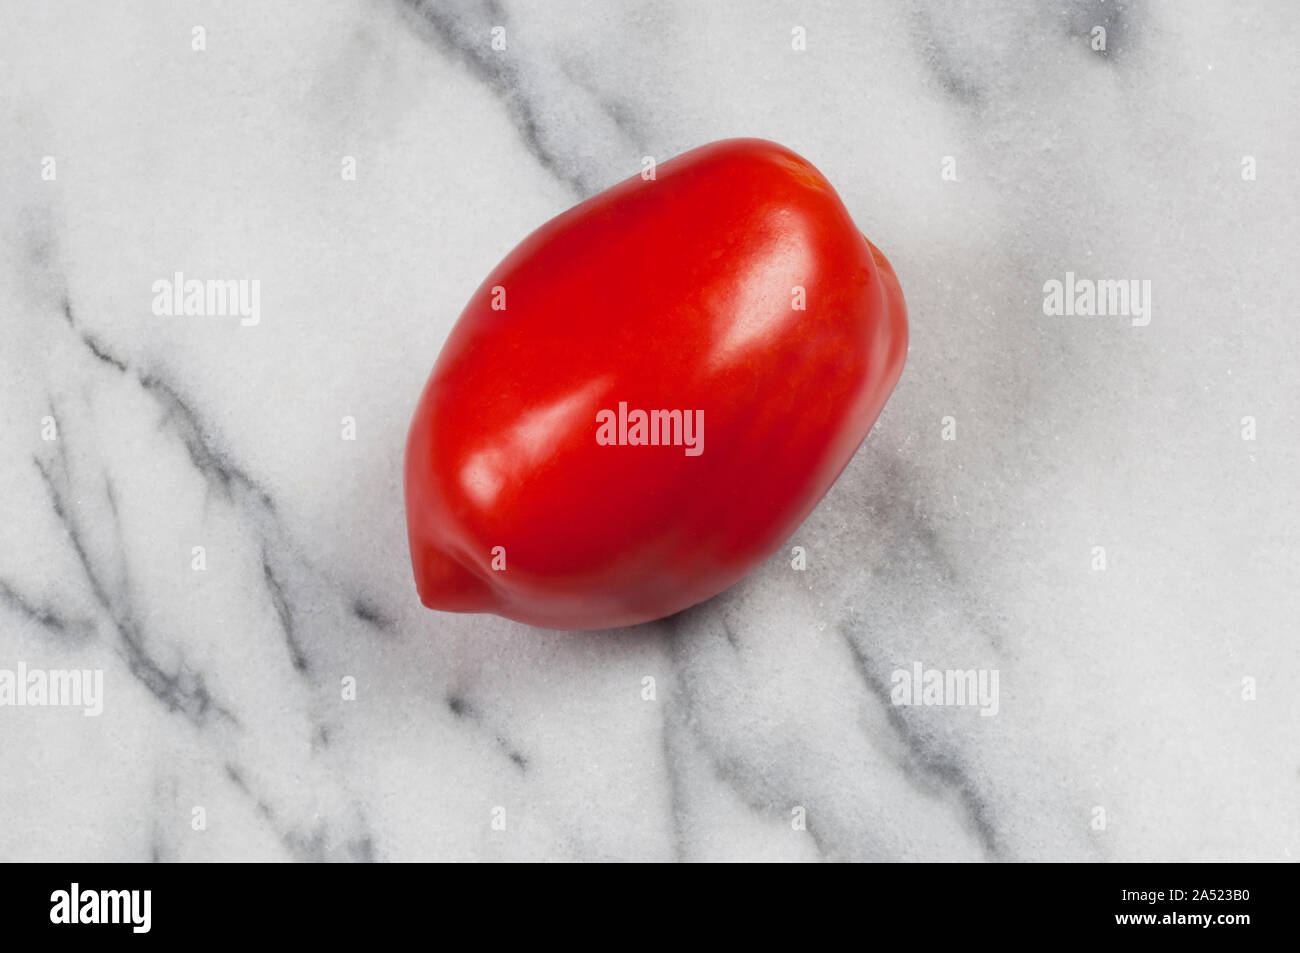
<box><xmin>3</xmin><ymin>861</ymin><xmax>1282</xmax><ymax>940</ymax></box>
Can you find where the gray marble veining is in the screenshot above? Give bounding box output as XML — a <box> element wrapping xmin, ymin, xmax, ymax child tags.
<box><xmin>1</xmin><ymin>0</ymin><xmax>1296</xmax><ymax>861</ymax></box>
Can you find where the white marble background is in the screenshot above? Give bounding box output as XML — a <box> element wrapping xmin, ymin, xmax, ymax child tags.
<box><xmin>1</xmin><ymin>0</ymin><xmax>1296</xmax><ymax>862</ymax></box>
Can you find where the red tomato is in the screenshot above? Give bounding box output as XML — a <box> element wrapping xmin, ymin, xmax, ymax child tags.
<box><xmin>405</xmin><ymin>138</ymin><xmax>907</xmax><ymax>630</ymax></box>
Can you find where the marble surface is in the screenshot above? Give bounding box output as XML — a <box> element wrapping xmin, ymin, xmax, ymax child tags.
<box><xmin>2</xmin><ymin>0</ymin><xmax>1297</xmax><ymax>862</ymax></box>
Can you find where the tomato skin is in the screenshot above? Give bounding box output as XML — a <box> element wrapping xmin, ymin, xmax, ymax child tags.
<box><xmin>405</xmin><ymin>138</ymin><xmax>907</xmax><ymax>630</ymax></box>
